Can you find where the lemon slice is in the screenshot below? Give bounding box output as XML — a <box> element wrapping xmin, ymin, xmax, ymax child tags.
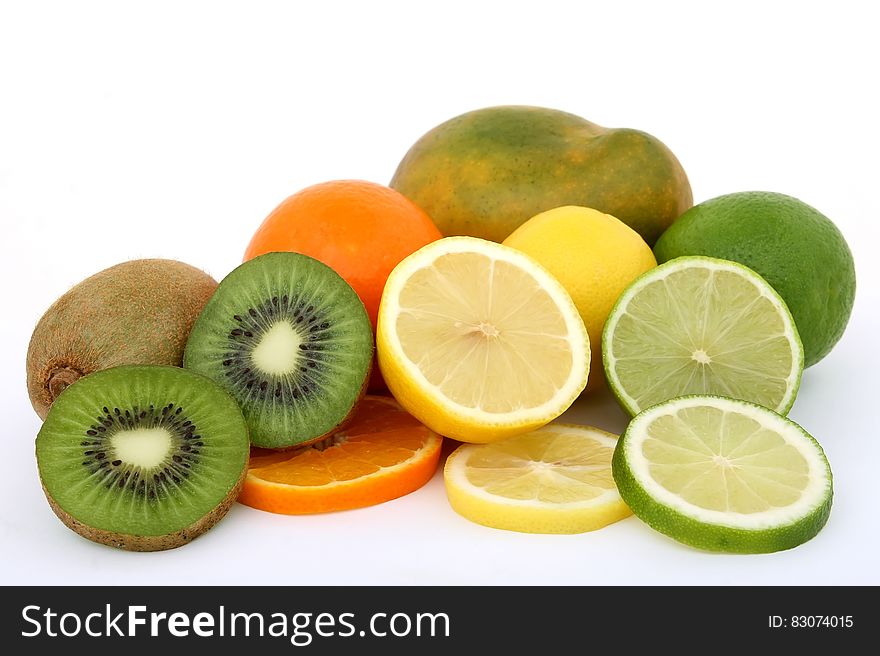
<box><xmin>444</xmin><ymin>424</ymin><xmax>631</xmax><ymax>533</ymax></box>
<box><xmin>377</xmin><ymin>236</ymin><xmax>589</xmax><ymax>443</ymax></box>
<box><xmin>613</xmin><ymin>395</ymin><xmax>833</xmax><ymax>553</ymax></box>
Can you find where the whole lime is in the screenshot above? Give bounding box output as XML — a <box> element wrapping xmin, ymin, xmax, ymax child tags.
<box><xmin>654</xmin><ymin>192</ymin><xmax>855</xmax><ymax>367</ymax></box>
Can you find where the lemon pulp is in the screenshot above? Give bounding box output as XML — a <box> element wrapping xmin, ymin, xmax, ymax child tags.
<box><xmin>378</xmin><ymin>237</ymin><xmax>590</xmax><ymax>443</ymax></box>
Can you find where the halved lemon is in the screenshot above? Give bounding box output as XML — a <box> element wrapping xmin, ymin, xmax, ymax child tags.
<box><xmin>444</xmin><ymin>424</ymin><xmax>631</xmax><ymax>533</ymax></box>
<box><xmin>377</xmin><ymin>237</ymin><xmax>590</xmax><ymax>443</ymax></box>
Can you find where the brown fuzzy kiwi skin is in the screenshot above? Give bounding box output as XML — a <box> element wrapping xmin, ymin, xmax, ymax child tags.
<box><xmin>40</xmin><ymin>465</ymin><xmax>247</xmax><ymax>552</ymax></box>
<box><xmin>26</xmin><ymin>259</ymin><xmax>218</xmax><ymax>420</ymax></box>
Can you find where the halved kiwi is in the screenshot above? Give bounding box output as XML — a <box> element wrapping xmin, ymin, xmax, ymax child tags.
<box><xmin>36</xmin><ymin>365</ymin><xmax>249</xmax><ymax>551</ymax></box>
<box><xmin>183</xmin><ymin>252</ymin><xmax>373</xmax><ymax>449</ymax></box>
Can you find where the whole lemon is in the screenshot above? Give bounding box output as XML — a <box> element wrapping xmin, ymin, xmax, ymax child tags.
<box><xmin>503</xmin><ymin>206</ymin><xmax>656</xmax><ymax>387</ymax></box>
<box><xmin>654</xmin><ymin>192</ymin><xmax>856</xmax><ymax>367</ymax></box>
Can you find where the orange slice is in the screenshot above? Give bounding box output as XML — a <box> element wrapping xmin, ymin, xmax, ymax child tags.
<box><xmin>239</xmin><ymin>396</ymin><xmax>443</xmax><ymax>514</ymax></box>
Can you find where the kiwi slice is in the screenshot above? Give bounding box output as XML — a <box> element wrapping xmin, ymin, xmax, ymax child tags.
<box><xmin>183</xmin><ymin>252</ymin><xmax>373</xmax><ymax>449</ymax></box>
<box><xmin>36</xmin><ymin>365</ymin><xmax>249</xmax><ymax>552</ymax></box>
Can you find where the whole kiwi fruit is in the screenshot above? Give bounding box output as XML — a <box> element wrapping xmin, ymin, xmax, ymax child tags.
<box><xmin>27</xmin><ymin>259</ymin><xmax>218</xmax><ymax>419</ymax></box>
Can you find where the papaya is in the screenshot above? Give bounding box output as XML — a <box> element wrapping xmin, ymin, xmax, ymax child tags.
<box><xmin>390</xmin><ymin>106</ymin><xmax>692</xmax><ymax>245</ymax></box>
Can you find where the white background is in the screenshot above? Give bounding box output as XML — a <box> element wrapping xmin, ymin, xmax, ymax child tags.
<box><xmin>2</xmin><ymin>0</ymin><xmax>877</xmax><ymax>585</ymax></box>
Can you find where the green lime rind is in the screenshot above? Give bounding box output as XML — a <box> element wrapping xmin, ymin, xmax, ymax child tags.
<box><xmin>612</xmin><ymin>395</ymin><xmax>832</xmax><ymax>554</ymax></box>
<box><xmin>602</xmin><ymin>255</ymin><xmax>804</xmax><ymax>417</ymax></box>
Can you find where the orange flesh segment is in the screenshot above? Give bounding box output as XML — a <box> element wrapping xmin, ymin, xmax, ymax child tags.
<box><xmin>239</xmin><ymin>396</ymin><xmax>443</xmax><ymax>514</ymax></box>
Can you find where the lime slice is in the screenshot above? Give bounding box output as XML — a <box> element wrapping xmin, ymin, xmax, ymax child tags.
<box><xmin>613</xmin><ymin>395</ymin><xmax>832</xmax><ymax>553</ymax></box>
<box><xmin>444</xmin><ymin>423</ymin><xmax>631</xmax><ymax>533</ymax></box>
<box><xmin>603</xmin><ymin>256</ymin><xmax>803</xmax><ymax>415</ymax></box>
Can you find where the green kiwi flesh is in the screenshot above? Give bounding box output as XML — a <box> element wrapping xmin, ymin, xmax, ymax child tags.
<box><xmin>183</xmin><ymin>252</ymin><xmax>373</xmax><ymax>449</ymax></box>
<box><xmin>36</xmin><ymin>365</ymin><xmax>249</xmax><ymax>552</ymax></box>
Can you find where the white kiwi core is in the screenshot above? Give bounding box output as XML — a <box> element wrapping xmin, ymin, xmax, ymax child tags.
<box><xmin>111</xmin><ymin>428</ymin><xmax>173</xmax><ymax>469</ymax></box>
<box><xmin>251</xmin><ymin>320</ymin><xmax>302</xmax><ymax>375</ymax></box>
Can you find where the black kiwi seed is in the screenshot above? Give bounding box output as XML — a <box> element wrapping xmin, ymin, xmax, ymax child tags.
<box><xmin>69</xmin><ymin>399</ymin><xmax>211</xmax><ymax>501</ymax></box>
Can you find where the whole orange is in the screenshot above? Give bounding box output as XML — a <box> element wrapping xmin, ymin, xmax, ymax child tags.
<box><xmin>244</xmin><ymin>180</ymin><xmax>442</xmax><ymax>390</ymax></box>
